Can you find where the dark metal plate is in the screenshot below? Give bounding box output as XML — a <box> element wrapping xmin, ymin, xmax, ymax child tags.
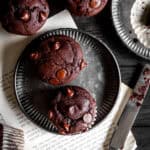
<box><xmin>112</xmin><ymin>0</ymin><xmax>150</xmax><ymax>60</ymax></box>
<box><xmin>14</xmin><ymin>28</ymin><xmax>120</xmax><ymax>133</ymax></box>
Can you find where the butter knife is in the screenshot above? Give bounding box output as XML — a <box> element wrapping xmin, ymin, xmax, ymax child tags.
<box><xmin>110</xmin><ymin>64</ymin><xmax>150</xmax><ymax>150</ymax></box>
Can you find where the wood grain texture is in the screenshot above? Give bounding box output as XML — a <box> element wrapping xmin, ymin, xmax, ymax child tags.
<box><xmin>132</xmin><ymin>127</ymin><xmax>150</xmax><ymax>150</ymax></box>
<box><xmin>49</xmin><ymin>0</ymin><xmax>150</xmax><ymax>148</ymax></box>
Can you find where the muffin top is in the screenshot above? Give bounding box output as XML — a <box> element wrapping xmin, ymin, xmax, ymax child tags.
<box><xmin>30</xmin><ymin>35</ymin><xmax>87</xmax><ymax>85</ymax></box>
<box><xmin>48</xmin><ymin>86</ymin><xmax>97</xmax><ymax>135</ymax></box>
<box><xmin>67</xmin><ymin>0</ymin><xmax>108</xmax><ymax>16</ymax></box>
<box><xmin>0</xmin><ymin>0</ymin><xmax>49</xmax><ymax>35</ymax></box>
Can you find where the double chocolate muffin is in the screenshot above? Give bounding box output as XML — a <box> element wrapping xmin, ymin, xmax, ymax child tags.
<box><xmin>0</xmin><ymin>0</ymin><xmax>49</xmax><ymax>35</ymax></box>
<box><xmin>30</xmin><ymin>35</ymin><xmax>87</xmax><ymax>85</ymax></box>
<box><xmin>48</xmin><ymin>86</ymin><xmax>97</xmax><ymax>135</ymax></box>
<box><xmin>67</xmin><ymin>0</ymin><xmax>108</xmax><ymax>16</ymax></box>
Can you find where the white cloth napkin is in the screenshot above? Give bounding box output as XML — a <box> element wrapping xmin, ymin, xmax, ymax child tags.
<box><xmin>0</xmin><ymin>10</ymin><xmax>136</xmax><ymax>150</ymax></box>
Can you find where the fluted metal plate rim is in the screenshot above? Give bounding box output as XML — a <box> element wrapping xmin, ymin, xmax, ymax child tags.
<box><xmin>14</xmin><ymin>28</ymin><xmax>121</xmax><ymax>134</ymax></box>
<box><xmin>112</xmin><ymin>0</ymin><xmax>150</xmax><ymax>60</ymax></box>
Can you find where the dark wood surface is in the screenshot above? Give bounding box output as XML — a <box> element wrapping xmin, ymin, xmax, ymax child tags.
<box><xmin>50</xmin><ymin>0</ymin><xmax>150</xmax><ymax>149</ymax></box>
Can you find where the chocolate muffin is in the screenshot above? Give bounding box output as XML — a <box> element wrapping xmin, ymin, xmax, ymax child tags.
<box><xmin>0</xmin><ymin>0</ymin><xmax>49</xmax><ymax>35</ymax></box>
<box><xmin>48</xmin><ymin>86</ymin><xmax>97</xmax><ymax>135</ymax></box>
<box><xmin>67</xmin><ymin>0</ymin><xmax>108</xmax><ymax>16</ymax></box>
<box><xmin>30</xmin><ymin>35</ymin><xmax>87</xmax><ymax>85</ymax></box>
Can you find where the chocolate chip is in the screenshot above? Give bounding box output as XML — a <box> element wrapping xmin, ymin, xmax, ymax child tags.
<box><xmin>82</xmin><ymin>99</ymin><xmax>90</xmax><ymax>112</ymax></box>
<box><xmin>39</xmin><ymin>11</ymin><xmax>47</xmax><ymax>22</ymax></box>
<box><xmin>69</xmin><ymin>105</ymin><xmax>78</xmax><ymax>115</ymax></box>
<box><xmin>80</xmin><ymin>60</ymin><xmax>87</xmax><ymax>70</ymax></box>
<box><xmin>83</xmin><ymin>113</ymin><xmax>92</xmax><ymax>123</ymax></box>
<box><xmin>66</xmin><ymin>88</ymin><xmax>74</xmax><ymax>97</ymax></box>
<box><xmin>64</xmin><ymin>123</ymin><xmax>70</xmax><ymax>132</ymax></box>
<box><xmin>90</xmin><ymin>0</ymin><xmax>101</xmax><ymax>8</ymax></box>
<box><xmin>69</xmin><ymin>106</ymin><xmax>75</xmax><ymax>115</ymax></box>
<box><xmin>75</xmin><ymin>121</ymin><xmax>88</xmax><ymax>132</ymax></box>
<box><xmin>48</xmin><ymin>110</ymin><xmax>54</xmax><ymax>119</ymax></box>
<box><xmin>58</xmin><ymin>129</ymin><xmax>66</xmax><ymax>135</ymax></box>
<box><xmin>53</xmin><ymin>41</ymin><xmax>61</xmax><ymax>50</ymax></box>
<box><xmin>20</xmin><ymin>10</ymin><xmax>30</xmax><ymax>22</ymax></box>
<box><xmin>49</xmin><ymin>78</ymin><xmax>60</xmax><ymax>85</ymax></box>
<box><xmin>56</xmin><ymin>69</ymin><xmax>67</xmax><ymax>80</ymax></box>
<box><xmin>30</xmin><ymin>52</ymin><xmax>41</xmax><ymax>60</ymax></box>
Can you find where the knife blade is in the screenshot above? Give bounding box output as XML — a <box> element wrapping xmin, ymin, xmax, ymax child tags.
<box><xmin>110</xmin><ymin>64</ymin><xmax>150</xmax><ymax>150</ymax></box>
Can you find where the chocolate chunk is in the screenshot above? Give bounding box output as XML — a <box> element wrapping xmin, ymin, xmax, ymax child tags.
<box><xmin>20</xmin><ymin>10</ymin><xmax>30</xmax><ymax>22</ymax></box>
<box><xmin>56</xmin><ymin>69</ymin><xmax>67</xmax><ymax>80</ymax></box>
<box><xmin>68</xmin><ymin>105</ymin><xmax>80</xmax><ymax>119</ymax></box>
<box><xmin>48</xmin><ymin>110</ymin><xmax>54</xmax><ymax>119</ymax></box>
<box><xmin>63</xmin><ymin>123</ymin><xmax>70</xmax><ymax>132</ymax></box>
<box><xmin>90</xmin><ymin>0</ymin><xmax>101</xmax><ymax>8</ymax></box>
<box><xmin>30</xmin><ymin>52</ymin><xmax>41</xmax><ymax>60</ymax></box>
<box><xmin>80</xmin><ymin>60</ymin><xmax>87</xmax><ymax>70</ymax></box>
<box><xmin>58</xmin><ymin>129</ymin><xmax>66</xmax><ymax>135</ymax></box>
<box><xmin>53</xmin><ymin>41</ymin><xmax>61</xmax><ymax>50</ymax></box>
<box><xmin>39</xmin><ymin>11</ymin><xmax>47</xmax><ymax>22</ymax></box>
<box><xmin>49</xmin><ymin>78</ymin><xmax>60</xmax><ymax>85</ymax></box>
<box><xmin>66</xmin><ymin>88</ymin><xmax>74</xmax><ymax>97</ymax></box>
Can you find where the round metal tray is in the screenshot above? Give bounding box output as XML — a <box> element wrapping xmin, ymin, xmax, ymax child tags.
<box><xmin>112</xmin><ymin>0</ymin><xmax>150</xmax><ymax>60</ymax></box>
<box><xmin>14</xmin><ymin>28</ymin><xmax>120</xmax><ymax>133</ymax></box>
